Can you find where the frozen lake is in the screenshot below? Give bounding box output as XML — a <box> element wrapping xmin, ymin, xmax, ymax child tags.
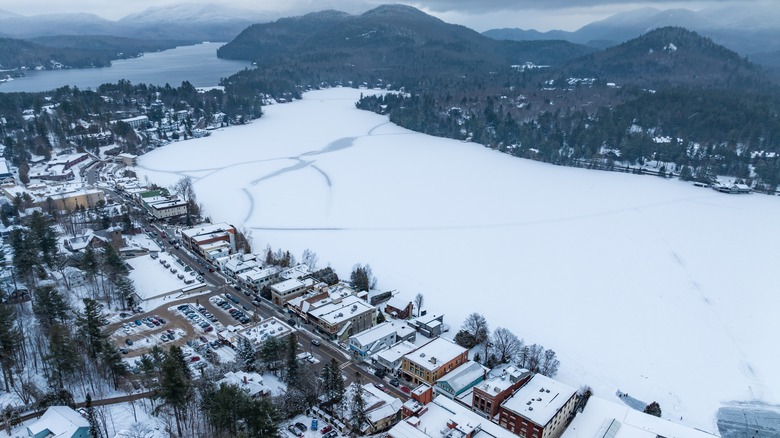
<box><xmin>137</xmin><ymin>87</ymin><xmax>780</xmax><ymax>433</ymax></box>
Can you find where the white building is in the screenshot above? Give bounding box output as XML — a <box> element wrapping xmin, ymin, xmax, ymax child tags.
<box><xmin>218</xmin><ymin>371</ymin><xmax>270</xmax><ymax>398</ymax></box>
<box><xmin>349</xmin><ymin>321</ymin><xmax>416</xmax><ymax>357</ymax></box>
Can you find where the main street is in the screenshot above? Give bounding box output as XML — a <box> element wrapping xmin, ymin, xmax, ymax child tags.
<box><xmin>129</xmin><ymin>219</ymin><xmax>411</xmax><ymax>401</ymax></box>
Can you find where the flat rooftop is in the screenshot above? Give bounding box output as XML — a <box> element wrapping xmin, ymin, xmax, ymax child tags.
<box><xmin>404</xmin><ymin>337</ymin><xmax>467</xmax><ymax>372</ymax></box>
<box><xmin>501</xmin><ymin>374</ymin><xmax>576</xmax><ymax>426</ymax></box>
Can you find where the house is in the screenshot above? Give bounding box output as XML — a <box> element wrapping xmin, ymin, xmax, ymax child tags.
<box><xmin>471</xmin><ymin>365</ymin><xmax>532</xmax><ymax>419</ymax></box>
<box><xmin>498</xmin><ymin>374</ymin><xmax>577</xmax><ymax>438</ymax></box>
<box><xmin>27</xmin><ymin>406</ymin><xmax>90</xmax><ymax>438</ymax></box>
<box><xmin>349</xmin><ymin>321</ymin><xmax>416</xmax><ymax>357</ymax></box>
<box><xmin>385</xmin><ymin>296</ymin><xmax>414</xmax><ymax>319</ymax></box>
<box><xmin>218</xmin><ymin>371</ymin><xmax>270</xmax><ymax>398</ymax></box>
<box><xmin>409</xmin><ymin>314</ymin><xmax>445</xmax><ymax>338</ymax></box>
<box><xmin>339</xmin><ymin>383</ymin><xmax>403</xmax><ymax>434</ymax></box>
<box><xmin>401</xmin><ymin>337</ymin><xmax>468</xmax><ymax>386</ymax></box>
<box><xmin>63</xmin><ymin>230</ymin><xmax>108</xmax><ymax>252</ymax></box>
<box><xmin>434</xmin><ymin>360</ymin><xmax>487</xmax><ymax>400</ymax></box>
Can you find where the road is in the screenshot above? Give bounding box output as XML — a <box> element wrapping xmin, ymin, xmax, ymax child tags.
<box><xmin>120</xmin><ymin>220</ymin><xmax>411</xmax><ymax>401</ymax></box>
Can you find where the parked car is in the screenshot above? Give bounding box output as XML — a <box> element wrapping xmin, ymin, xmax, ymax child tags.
<box><xmin>389</xmin><ymin>377</ymin><xmax>399</xmax><ymax>386</ymax></box>
<box><xmin>295</xmin><ymin>423</ymin><xmax>307</xmax><ymax>433</ymax></box>
<box><xmin>320</xmin><ymin>425</ymin><xmax>333</xmax><ymax>434</ymax></box>
<box><xmin>324</xmin><ymin>431</ymin><xmax>339</xmax><ymax>438</ymax></box>
<box><xmin>374</xmin><ymin>368</ymin><xmax>386</xmax><ymax>378</ymax></box>
<box><xmin>311</xmin><ymin>338</ymin><xmax>321</xmax><ymax>346</ymax></box>
<box><xmin>400</xmin><ymin>385</ymin><xmax>411</xmax><ymax>394</ymax></box>
<box><xmin>125</xmin><ymin>339</ymin><xmax>133</xmax><ymax>346</ymax></box>
<box><xmin>374</xmin><ymin>383</ymin><xmax>388</xmax><ymax>392</ymax></box>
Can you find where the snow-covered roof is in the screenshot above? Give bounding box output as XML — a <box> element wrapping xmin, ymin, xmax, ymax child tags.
<box><xmin>218</xmin><ymin>371</ymin><xmax>269</xmax><ymax>398</ymax></box>
<box><xmin>404</xmin><ymin>337</ymin><xmax>466</xmax><ymax>372</ymax></box>
<box><xmin>390</xmin><ymin>396</ymin><xmax>516</xmax><ymax>438</ymax></box>
<box><xmin>501</xmin><ymin>374</ymin><xmax>576</xmax><ymax>426</ymax></box>
<box><xmin>277</xmin><ymin>263</ymin><xmax>311</xmax><ymax>280</ymax></box>
<box><xmin>27</xmin><ymin>406</ymin><xmax>89</xmax><ymax>438</ymax></box>
<box><xmin>239</xmin><ymin>266</ymin><xmax>278</xmax><ymax>282</ymax></box>
<box><xmin>562</xmin><ymin>396</ymin><xmax>717</xmax><ymax>438</ymax></box>
<box><xmin>475</xmin><ymin>364</ymin><xmax>530</xmax><ymax>395</ymax></box>
<box><xmin>341</xmin><ymin>383</ymin><xmax>403</xmax><ymax>429</ymax></box>
<box><xmin>374</xmin><ymin>341</ymin><xmax>417</xmax><ymax>364</ymax></box>
<box><xmin>271</xmin><ymin>277</ymin><xmax>313</xmax><ymax>294</ymax></box>
<box><xmin>181</xmin><ymin>222</ymin><xmax>234</xmax><ymax>239</ymax></box>
<box><xmin>351</xmin><ymin>321</ymin><xmax>411</xmax><ymax>348</ymax></box>
<box><xmin>386</xmin><ymin>295</ymin><xmax>412</xmax><ymax>310</ymax></box>
<box><xmin>436</xmin><ymin>360</ymin><xmax>486</xmax><ymax>394</ymax></box>
<box><xmin>315</xmin><ymin>295</ymin><xmax>375</xmax><ymax>325</ymax></box>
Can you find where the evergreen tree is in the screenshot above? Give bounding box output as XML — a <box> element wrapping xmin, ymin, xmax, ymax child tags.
<box><xmin>644</xmin><ymin>401</ymin><xmax>662</xmax><ymax>417</ymax></box>
<box><xmin>85</xmin><ymin>393</ymin><xmax>103</xmax><ymax>438</ymax></box>
<box><xmin>283</xmin><ymin>334</ymin><xmax>300</xmax><ymax>386</ymax></box>
<box><xmin>156</xmin><ymin>346</ymin><xmax>193</xmax><ymax>437</ymax></box>
<box><xmin>45</xmin><ymin>324</ymin><xmax>81</xmax><ymax>388</ymax></box>
<box><xmin>236</xmin><ymin>336</ymin><xmax>256</xmax><ymax>372</ymax></box>
<box><xmin>348</xmin><ymin>374</ymin><xmax>367</xmax><ymax>435</ymax></box>
<box><xmin>76</xmin><ymin>298</ymin><xmax>107</xmax><ymax>359</ymax></box>
<box><xmin>0</xmin><ymin>303</ymin><xmax>21</xmax><ymax>392</ymax></box>
<box><xmin>99</xmin><ymin>340</ymin><xmax>127</xmax><ymax>389</ymax></box>
<box><xmin>32</xmin><ymin>285</ymin><xmax>71</xmax><ymax>335</ymax></box>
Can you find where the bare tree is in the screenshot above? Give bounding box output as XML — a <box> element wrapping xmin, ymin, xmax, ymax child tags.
<box><xmin>171</xmin><ymin>176</ymin><xmax>196</xmax><ymax>225</ymax></box>
<box><xmin>491</xmin><ymin>327</ymin><xmax>523</xmax><ymax>364</ymax></box>
<box><xmin>526</xmin><ymin>344</ymin><xmax>544</xmax><ymax>372</ymax></box>
<box><xmin>461</xmin><ymin>313</ymin><xmax>490</xmax><ymax>362</ymax></box>
<box><xmin>301</xmin><ymin>249</ymin><xmax>318</xmax><ymax>271</ymax></box>
<box><xmin>540</xmin><ymin>349</ymin><xmax>560</xmax><ymax>377</ymax></box>
<box><xmin>414</xmin><ymin>293</ymin><xmax>424</xmax><ymax>317</ymax></box>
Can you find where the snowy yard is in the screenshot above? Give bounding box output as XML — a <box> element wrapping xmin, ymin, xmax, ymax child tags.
<box><xmin>137</xmin><ymin>87</ymin><xmax>780</xmax><ymax>433</ymax></box>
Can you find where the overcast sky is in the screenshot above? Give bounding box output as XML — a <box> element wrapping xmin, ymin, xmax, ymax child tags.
<box><xmin>0</xmin><ymin>0</ymin><xmax>767</xmax><ymax>31</ymax></box>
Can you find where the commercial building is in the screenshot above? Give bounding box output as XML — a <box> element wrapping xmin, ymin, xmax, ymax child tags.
<box><xmin>181</xmin><ymin>222</ymin><xmax>236</xmax><ymax>255</ymax></box>
<box><xmin>310</xmin><ymin>294</ymin><xmax>377</xmax><ymax>340</ymax></box>
<box><xmin>498</xmin><ymin>374</ymin><xmax>577</xmax><ymax>438</ymax></box>
<box><xmin>401</xmin><ymin>337</ymin><xmax>468</xmax><ymax>386</ymax></box>
<box><xmin>471</xmin><ymin>365</ymin><xmax>532</xmax><ymax>419</ymax></box>
<box><xmin>349</xmin><ymin>321</ymin><xmax>416</xmax><ymax>357</ymax></box>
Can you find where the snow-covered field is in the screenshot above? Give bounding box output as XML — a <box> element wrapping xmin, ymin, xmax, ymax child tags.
<box><xmin>136</xmin><ymin>87</ymin><xmax>780</xmax><ymax>433</ymax></box>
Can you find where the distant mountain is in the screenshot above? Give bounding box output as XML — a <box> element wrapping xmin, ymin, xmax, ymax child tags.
<box><xmin>0</xmin><ymin>13</ymin><xmax>117</xmax><ymax>38</ymax></box>
<box><xmin>561</xmin><ymin>27</ymin><xmax>767</xmax><ymax>90</ymax></box>
<box><xmin>483</xmin><ymin>6</ymin><xmax>780</xmax><ymax>66</ymax></box>
<box><xmin>117</xmin><ymin>3</ymin><xmax>274</xmax><ymax>41</ymax></box>
<box><xmin>218</xmin><ymin>4</ymin><xmax>595</xmax><ymax>81</ymax></box>
<box><xmin>0</xmin><ymin>3</ymin><xmax>275</xmax><ymax>42</ymax></box>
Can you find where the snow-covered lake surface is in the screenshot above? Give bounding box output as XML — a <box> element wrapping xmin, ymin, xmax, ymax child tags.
<box><xmin>137</xmin><ymin>87</ymin><xmax>780</xmax><ymax>433</ymax></box>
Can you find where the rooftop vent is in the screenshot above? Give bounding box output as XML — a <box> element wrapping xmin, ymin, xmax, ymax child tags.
<box><xmin>528</xmin><ymin>407</ymin><xmax>533</xmax><ymax>411</ymax></box>
<box><xmin>540</xmin><ymin>388</ymin><xmax>545</xmax><ymax>392</ymax></box>
<box><xmin>420</xmin><ymin>353</ymin><xmax>426</xmax><ymax>358</ymax></box>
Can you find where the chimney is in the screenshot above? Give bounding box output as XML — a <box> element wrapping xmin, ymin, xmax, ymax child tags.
<box><xmin>243</xmin><ymin>375</ymin><xmax>248</xmax><ymax>384</ymax></box>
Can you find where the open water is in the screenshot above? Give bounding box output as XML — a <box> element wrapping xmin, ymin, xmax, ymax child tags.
<box><xmin>0</xmin><ymin>42</ymin><xmax>251</xmax><ymax>93</ymax></box>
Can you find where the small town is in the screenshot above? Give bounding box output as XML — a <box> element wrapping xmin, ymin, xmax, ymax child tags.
<box><xmin>0</xmin><ymin>128</ymin><xmax>718</xmax><ymax>438</ymax></box>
